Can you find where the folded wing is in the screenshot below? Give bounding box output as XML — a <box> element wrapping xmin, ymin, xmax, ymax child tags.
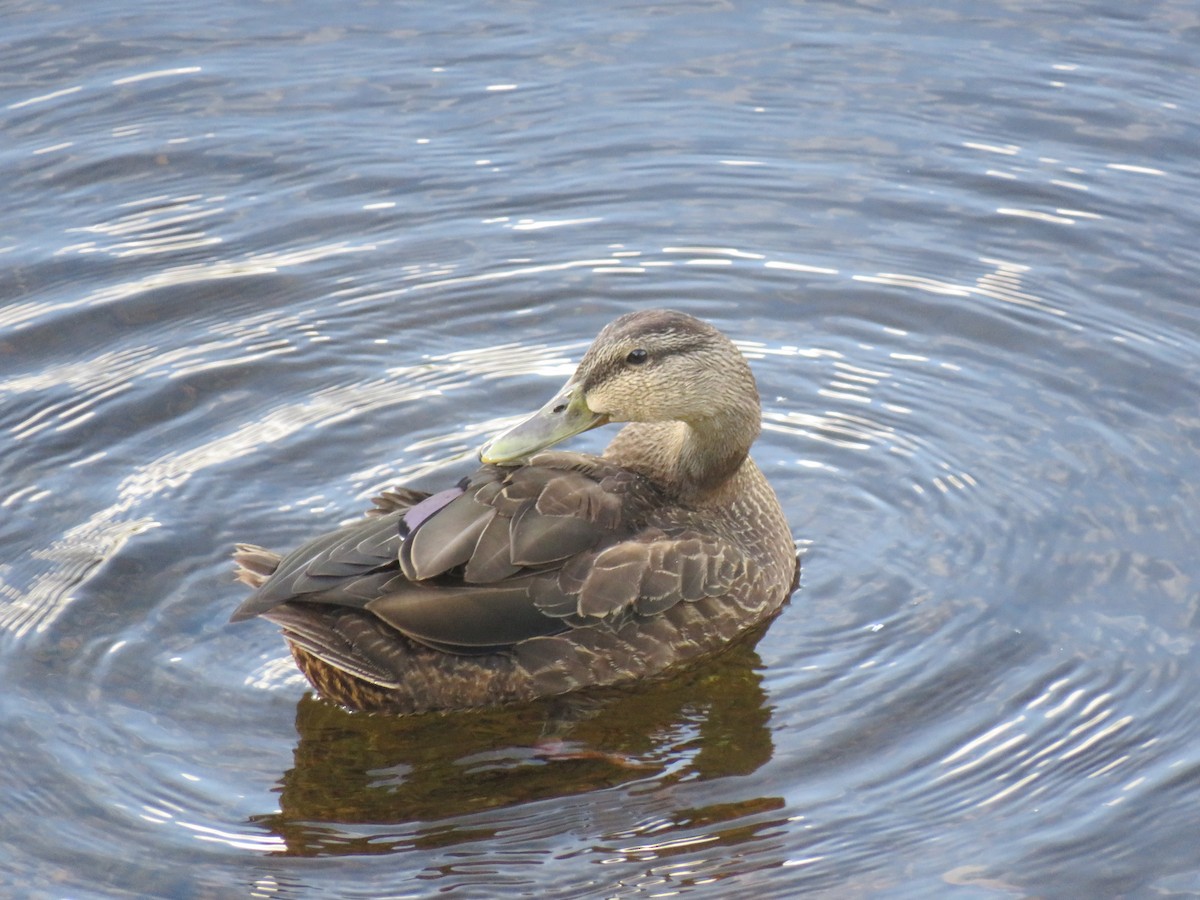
<box><xmin>232</xmin><ymin>454</ymin><xmax>747</xmax><ymax>665</ymax></box>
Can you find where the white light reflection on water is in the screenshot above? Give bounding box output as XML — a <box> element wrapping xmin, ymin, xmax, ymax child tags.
<box><xmin>6</xmin><ymin>85</ymin><xmax>83</xmax><ymax>110</ymax></box>
<box><xmin>390</xmin><ymin>245</ymin><xmax>1059</xmax><ymax>347</ymax></box>
<box><xmin>932</xmin><ymin>670</ymin><xmax>1146</xmax><ymax>811</ymax></box>
<box><xmin>0</xmin><ymin>514</ymin><xmax>160</xmax><ymax>639</ymax></box>
<box><xmin>0</xmin><ymin>242</ymin><xmax>377</xmax><ymax>333</ymax></box>
<box><xmin>110</xmin><ymin>67</ymin><xmax>203</xmax><ymax>86</ymax></box>
<box><xmin>856</xmin><ymin>257</ymin><xmax>1066</xmax><ymax>318</ymax></box>
<box><xmin>175</xmin><ymin>821</ymin><xmax>286</xmax><ymax>853</ymax></box>
<box><xmin>61</xmin><ymin>193</ymin><xmax>226</xmax><ymax>259</ymax></box>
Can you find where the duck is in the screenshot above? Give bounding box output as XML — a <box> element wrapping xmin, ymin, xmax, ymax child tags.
<box><xmin>231</xmin><ymin>308</ymin><xmax>798</xmax><ymax>714</ymax></box>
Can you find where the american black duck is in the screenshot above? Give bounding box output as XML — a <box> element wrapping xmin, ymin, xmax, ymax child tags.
<box><xmin>231</xmin><ymin>309</ymin><xmax>798</xmax><ymax>714</ymax></box>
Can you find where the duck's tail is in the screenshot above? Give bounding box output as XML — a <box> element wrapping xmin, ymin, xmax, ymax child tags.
<box><xmin>232</xmin><ymin>543</ymin><xmax>282</xmax><ymax>589</ymax></box>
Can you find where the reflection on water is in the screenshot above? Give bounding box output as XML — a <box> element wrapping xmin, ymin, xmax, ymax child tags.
<box><xmin>256</xmin><ymin>635</ymin><xmax>774</xmax><ymax>859</ymax></box>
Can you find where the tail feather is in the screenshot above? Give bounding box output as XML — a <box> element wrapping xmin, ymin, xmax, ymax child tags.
<box><xmin>232</xmin><ymin>543</ymin><xmax>282</xmax><ymax>589</ymax></box>
<box><xmin>367</xmin><ymin>487</ymin><xmax>430</xmax><ymax>517</ymax></box>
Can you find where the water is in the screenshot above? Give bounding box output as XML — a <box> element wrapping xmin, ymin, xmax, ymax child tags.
<box><xmin>3</xmin><ymin>1</ymin><xmax>1199</xmax><ymax>896</ymax></box>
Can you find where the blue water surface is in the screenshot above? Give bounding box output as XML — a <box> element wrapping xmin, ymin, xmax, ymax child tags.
<box><xmin>2</xmin><ymin>1</ymin><xmax>1200</xmax><ymax>897</ymax></box>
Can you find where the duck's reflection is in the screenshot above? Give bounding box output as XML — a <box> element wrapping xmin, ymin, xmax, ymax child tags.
<box><xmin>251</xmin><ymin>630</ymin><xmax>775</xmax><ymax>857</ymax></box>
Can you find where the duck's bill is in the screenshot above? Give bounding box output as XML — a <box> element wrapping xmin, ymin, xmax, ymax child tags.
<box><xmin>480</xmin><ymin>381</ymin><xmax>608</xmax><ymax>465</ymax></box>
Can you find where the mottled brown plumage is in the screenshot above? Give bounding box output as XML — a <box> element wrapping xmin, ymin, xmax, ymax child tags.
<box><xmin>231</xmin><ymin>309</ymin><xmax>798</xmax><ymax>714</ymax></box>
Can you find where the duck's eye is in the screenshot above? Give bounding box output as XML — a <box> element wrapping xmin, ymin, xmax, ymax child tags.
<box><xmin>625</xmin><ymin>348</ymin><xmax>649</xmax><ymax>365</ymax></box>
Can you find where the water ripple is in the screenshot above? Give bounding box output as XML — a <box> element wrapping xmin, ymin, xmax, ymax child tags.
<box><xmin>2</xmin><ymin>2</ymin><xmax>1200</xmax><ymax>897</ymax></box>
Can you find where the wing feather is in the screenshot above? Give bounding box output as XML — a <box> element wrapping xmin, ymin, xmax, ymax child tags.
<box><xmin>509</xmin><ymin>500</ymin><xmax>605</xmax><ymax>566</ymax></box>
<box><xmin>233</xmin><ymin>454</ymin><xmax>752</xmax><ymax>676</ymax></box>
<box><xmin>229</xmin><ymin>514</ymin><xmax>402</xmax><ymax>621</ymax></box>
<box><xmin>463</xmin><ymin>513</ymin><xmax>522</xmax><ymax>583</ymax></box>
<box><xmin>366</xmin><ymin>575</ymin><xmax>565</xmax><ymax>652</ymax></box>
<box><xmin>400</xmin><ymin>495</ymin><xmax>490</xmax><ymax>580</ymax></box>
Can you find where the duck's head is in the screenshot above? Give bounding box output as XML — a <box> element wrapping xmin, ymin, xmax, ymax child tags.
<box><xmin>481</xmin><ymin>309</ymin><xmax>758</xmax><ymax>466</ymax></box>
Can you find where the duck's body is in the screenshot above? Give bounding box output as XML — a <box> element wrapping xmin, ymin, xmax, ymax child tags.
<box><xmin>232</xmin><ymin>309</ymin><xmax>797</xmax><ymax>714</ymax></box>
